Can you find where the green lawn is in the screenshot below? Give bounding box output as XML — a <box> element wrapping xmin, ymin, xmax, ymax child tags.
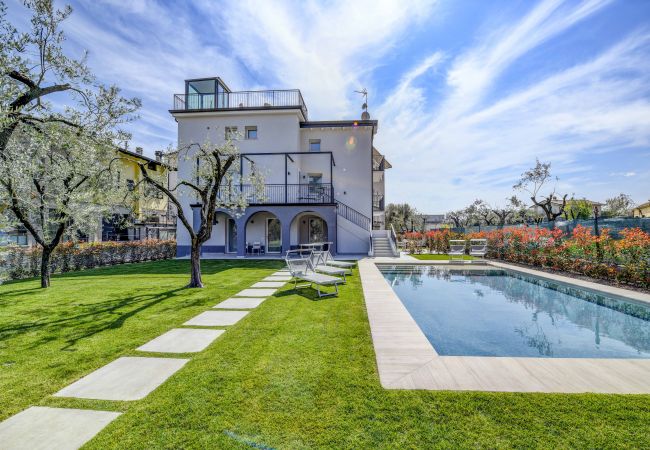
<box><xmin>412</xmin><ymin>253</ymin><xmax>475</xmax><ymax>260</ymax></box>
<box><xmin>1</xmin><ymin>260</ymin><xmax>649</xmax><ymax>448</ymax></box>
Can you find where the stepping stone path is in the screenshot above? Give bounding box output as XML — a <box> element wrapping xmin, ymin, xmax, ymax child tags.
<box><xmin>215</xmin><ymin>297</ymin><xmax>266</xmax><ymax>309</ymax></box>
<box><xmin>264</xmin><ymin>275</ymin><xmax>292</xmax><ymax>282</ymax></box>
<box><xmin>0</xmin><ymin>406</ymin><xmax>121</xmax><ymax>450</ymax></box>
<box><xmin>236</xmin><ymin>288</ymin><xmax>277</xmax><ymax>297</ymax></box>
<box><xmin>0</xmin><ymin>267</ymin><xmax>293</xmax><ymax>447</ymax></box>
<box><xmin>252</xmin><ymin>281</ymin><xmax>285</xmax><ymax>288</ymax></box>
<box><xmin>137</xmin><ymin>328</ymin><xmax>224</xmax><ymax>353</ymax></box>
<box><xmin>55</xmin><ymin>357</ymin><xmax>189</xmax><ymax>401</ymax></box>
<box><xmin>184</xmin><ymin>310</ymin><xmax>250</xmax><ymax>327</ymax></box>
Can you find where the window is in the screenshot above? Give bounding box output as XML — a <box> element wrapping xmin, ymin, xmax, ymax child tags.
<box><xmin>126</xmin><ymin>179</ymin><xmax>135</xmax><ymax>191</ymax></box>
<box><xmin>225</xmin><ymin>126</ymin><xmax>238</xmax><ymax>139</ymax></box>
<box><xmin>309</xmin><ymin>139</ymin><xmax>321</xmax><ymax>152</ymax></box>
<box><xmin>245</xmin><ymin>126</ymin><xmax>258</xmax><ymax>139</ymax></box>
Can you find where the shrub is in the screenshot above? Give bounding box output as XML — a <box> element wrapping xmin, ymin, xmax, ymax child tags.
<box><xmin>2</xmin><ymin>239</ymin><xmax>177</xmax><ymax>282</ymax></box>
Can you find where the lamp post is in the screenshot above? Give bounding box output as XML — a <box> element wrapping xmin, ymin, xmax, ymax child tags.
<box><xmin>593</xmin><ymin>204</ymin><xmax>601</xmax><ymax>237</ymax></box>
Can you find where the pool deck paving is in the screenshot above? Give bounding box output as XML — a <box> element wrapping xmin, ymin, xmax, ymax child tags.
<box><xmin>137</xmin><ymin>328</ymin><xmax>225</xmax><ymax>353</ymax></box>
<box><xmin>0</xmin><ymin>407</ymin><xmax>121</xmax><ymax>450</ymax></box>
<box><xmin>359</xmin><ymin>258</ymin><xmax>650</xmax><ymax>393</ymax></box>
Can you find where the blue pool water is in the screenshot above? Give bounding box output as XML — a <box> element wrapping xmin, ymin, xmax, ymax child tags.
<box><xmin>379</xmin><ymin>265</ymin><xmax>650</xmax><ymax>358</ymax></box>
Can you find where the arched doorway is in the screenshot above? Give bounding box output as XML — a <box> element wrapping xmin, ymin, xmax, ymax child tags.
<box><xmin>245</xmin><ymin>211</ymin><xmax>282</xmax><ymax>254</ymax></box>
<box><xmin>290</xmin><ymin>211</ymin><xmax>329</xmax><ymax>248</ymax></box>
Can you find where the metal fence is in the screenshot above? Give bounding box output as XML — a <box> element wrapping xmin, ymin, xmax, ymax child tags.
<box><xmin>451</xmin><ymin>217</ymin><xmax>650</xmax><ymax>239</ymax></box>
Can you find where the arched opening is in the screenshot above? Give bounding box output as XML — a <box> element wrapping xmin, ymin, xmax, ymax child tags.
<box><xmin>208</xmin><ymin>211</ymin><xmax>237</xmax><ymax>254</ymax></box>
<box><xmin>245</xmin><ymin>211</ymin><xmax>282</xmax><ymax>254</ymax></box>
<box><xmin>290</xmin><ymin>211</ymin><xmax>329</xmax><ymax>249</ymax></box>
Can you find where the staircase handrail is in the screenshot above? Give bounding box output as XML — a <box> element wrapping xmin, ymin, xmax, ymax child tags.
<box><xmin>389</xmin><ymin>224</ymin><xmax>399</xmax><ymax>256</ymax></box>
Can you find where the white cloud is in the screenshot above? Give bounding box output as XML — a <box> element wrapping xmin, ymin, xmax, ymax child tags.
<box><xmin>375</xmin><ymin>0</ymin><xmax>650</xmax><ymax>211</ymax></box>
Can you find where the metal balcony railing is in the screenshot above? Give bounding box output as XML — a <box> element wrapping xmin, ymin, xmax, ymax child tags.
<box><xmin>218</xmin><ymin>183</ymin><xmax>333</xmax><ymax>205</ymax></box>
<box><xmin>172</xmin><ymin>89</ymin><xmax>308</xmax><ymax>119</ymax></box>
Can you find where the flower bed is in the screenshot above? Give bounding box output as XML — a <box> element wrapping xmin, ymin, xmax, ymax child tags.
<box><xmin>0</xmin><ymin>239</ymin><xmax>176</xmax><ymax>281</ymax></box>
<box><xmin>401</xmin><ymin>226</ymin><xmax>650</xmax><ymax>288</ymax></box>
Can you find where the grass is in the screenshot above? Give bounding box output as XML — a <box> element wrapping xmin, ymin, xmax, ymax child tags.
<box><xmin>412</xmin><ymin>253</ymin><xmax>475</xmax><ymax>260</ymax></box>
<box><xmin>1</xmin><ymin>260</ymin><xmax>649</xmax><ymax>448</ymax></box>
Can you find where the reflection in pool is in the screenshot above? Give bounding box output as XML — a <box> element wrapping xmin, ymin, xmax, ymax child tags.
<box><xmin>379</xmin><ymin>265</ymin><xmax>650</xmax><ymax>358</ymax></box>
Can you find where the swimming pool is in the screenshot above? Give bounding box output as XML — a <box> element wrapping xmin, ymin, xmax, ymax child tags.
<box><xmin>379</xmin><ymin>265</ymin><xmax>650</xmax><ymax>358</ymax></box>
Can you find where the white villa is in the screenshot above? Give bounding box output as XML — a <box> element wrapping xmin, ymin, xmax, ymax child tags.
<box><xmin>170</xmin><ymin>77</ymin><xmax>392</xmax><ymax>258</ymax></box>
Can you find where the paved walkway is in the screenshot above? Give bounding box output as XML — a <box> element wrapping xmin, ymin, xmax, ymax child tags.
<box><xmin>0</xmin><ymin>268</ymin><xmax>293</xmax><ymax>449</ymax></box>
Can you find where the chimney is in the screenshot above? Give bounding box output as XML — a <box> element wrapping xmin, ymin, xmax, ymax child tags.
<box><xmin>155</xmin><ymin>150</ymin><xmax>163</xmax><ymax>162</ymax></box>
<box><xmin>135</xmin><ymin>146</ymin><xmax>143</xmax><ymax>155</ymax></box>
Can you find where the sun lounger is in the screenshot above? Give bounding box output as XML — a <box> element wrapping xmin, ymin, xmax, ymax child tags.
<box><xmin>469</xmin><ymin>239</ymin><xmax>488</xmax><ymax>258</ymax></box>
<box><xmin>320</xmin><ymin>245</ymin><xmax>356</xmax><ymax>269</ymax></box>
<box><xmin>285</xmin><ymin>251</ymin><xmax>344</xmax><ymax>297</ymax></box>
<box><xmin>449</xmin><ymin>240</ymin><xmax>467</xmax><ymax>262</ymax></box>
<box><xmin>308</xmin><ymin>251</ymin><xmax>350</xmax><ymax>281</ymax></box>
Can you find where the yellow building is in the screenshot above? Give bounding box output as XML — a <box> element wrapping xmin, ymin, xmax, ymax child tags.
<box><xmin>632</xmin><ymin>200</ymin><xmax>650</xmax><ymax>218</ymax></box>
<box><xmin>102</xmin><ymin>147</ymin><xmax>176</xmax><ymax>241</ymax></box>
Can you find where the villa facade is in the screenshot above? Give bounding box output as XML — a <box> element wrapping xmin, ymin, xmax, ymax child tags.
<box><xmin>170</xmin><ymin>77</ymin><xmax>390</xmax><ymax>258</ymax></box>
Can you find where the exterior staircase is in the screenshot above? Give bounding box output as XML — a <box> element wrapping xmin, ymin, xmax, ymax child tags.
<box><xmin>371</xmin><ymin>230</ymin><xmax>398</xmax><ymax>257</ymax></box>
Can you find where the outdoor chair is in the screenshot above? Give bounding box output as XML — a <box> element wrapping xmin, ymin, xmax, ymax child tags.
<box><xmin>321</xmin><ymin>243</ymin><xmax>356</xmax><ymax>269</ymax></box>
<box><xmin>308</xmin><ymin>250</ymin><xmax>351</xmax><ymax>281</ymax></box>
<box><xmin>252</xmin><ymin>242</ymin><xmax>262</xmax><ymax>255</ymax></box>
<box><xmin>448</xmin><ymin>240</ymin><xmax>467</xmax><ymax>262</ymax></box>
<box><xmin>469</xmin><ymin>239</ymin><xmax>488</xmax><ymax>259</ymax></box>
<box><xmin>284</xmin><ymin>250</ymin><xmax>344</xmax><ymax>297</ymax></box>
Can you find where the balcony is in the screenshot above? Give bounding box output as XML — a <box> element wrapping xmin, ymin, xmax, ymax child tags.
<box><xmin>219</xmin><ymin>183</ymin><xmax>334</xmax><ymax>205</ymax></box>
<box><xmin>172</xmin><ymin>89</ymin><xmax>308</xmax><ymax>119</ymax></box>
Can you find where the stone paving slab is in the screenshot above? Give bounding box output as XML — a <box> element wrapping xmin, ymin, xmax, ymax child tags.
<box><xmin>273</xmin><ymin>271</ymin><xmax>290</xmax><ymax>276</ymax></box>
<box><xmin>251</xmin><ymin>281</ymin><xmax>285</xmax><ymax>288</ymax></box>
<box><xmin>54</xmin><ymin>357</ymin><xmax>189</xmax><ymax>401</ymax></box>
<box><xmin>214</xmin><ymin>297</ymin><xmax>266</xmax><ymax>309</ymax></box>
<box><xmin>263</xmin><ymin>275</ymin><xmax>292</xmax><ymax>282</ymax></box>
<box><xmin>137</xmin><ymin>328</ymin><xmax>224</xmax><ymax>353</ymax></box>
<box><xmin>184</xmin><ymin>310</ymin><xmax>250</xmax><ymax>326</ymax></box>
<box><xmin>0</xmin><ymin>406</ymin><xmax>121</xmax><ymax>450</ymax></box>
<box><xmin>236</xmin><ymin>288</ymin><xmax>276</xmax><ymax>297</ymax></box>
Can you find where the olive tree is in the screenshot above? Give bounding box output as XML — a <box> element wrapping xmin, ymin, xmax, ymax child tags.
<box><xmin>0</xmin><ymin>0</ymin><xmax>139</xmax><ymax>287</ymax></box>
<box><xmin>513</xmin><ymin>159</ymin><xmax>567</xmax><ymax>224</ymax></box>
<box><xmin>139</xmin><ymin>139</ymin><xmax>264</xmax><ymax>288</ymax></box>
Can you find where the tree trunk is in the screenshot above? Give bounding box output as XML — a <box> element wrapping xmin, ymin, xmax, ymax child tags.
<box><xmin>40</xmin><ymin>246</ymin><xmax>52</xmax><ymax>288</ymax></box>
<box><xmin>187</xmin><ymin>242</ymin><xmax>204</xmax><ymax>288</ymax></box>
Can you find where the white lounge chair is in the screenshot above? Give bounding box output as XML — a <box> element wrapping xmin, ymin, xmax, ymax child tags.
<box><xmin>469</xmin><ymin>239</ymin><xmax>488</xmax><ymax>258</ymax></box>
<box><xmin>320</xmin><ymin>244</ymin><xmax>356</xmax><ymax>269</ymax></box>
<box><xmin>285</xmin><ymin>251</ymin><xmax>344</xmax><ymax>297</ymax></box>
<box><xmin>449</xmin><ymin>240</ymin><xmax>467</xmax><ymax>262</ymax></box>
<box><xmin>307</xmin><ymin>250</ymin><xmax>350</xmax><ymax>281</ymax></box>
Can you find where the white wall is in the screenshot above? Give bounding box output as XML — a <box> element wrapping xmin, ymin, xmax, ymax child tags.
<box><xmin>173</xmin><ymin>108</ymin><xmax>376</xmax><ymax>255</ymax></box>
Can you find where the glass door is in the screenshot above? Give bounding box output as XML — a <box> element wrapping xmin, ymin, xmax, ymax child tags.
<box><xmin>226</xmin><ymin>218</ymin><xmax>237</xmax><ymax>253</ymax></box>
<box><xmin>309</xmin><ymin>218</ymin><xmax>326</xmax><ymax>243</ymax></box>
<box><xmin>266</xmin><ymin>218</ymin><xmax>282</xmax><ymax>253</ymax></box>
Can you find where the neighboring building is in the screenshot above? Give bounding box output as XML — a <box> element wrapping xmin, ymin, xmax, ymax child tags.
<box><xmin>102</xmin><ymin>148</ymin><xmax>177</xmax><ymax>241</ymax></box>
<box><xmin>632</xmin><ymin>200</ymin><xmax>650</xmax><ymax>218</ymax></box>
<box><xmin>1</xmin><ymin>148</ymin><xmax>177</xmax><ymax>247</ymax></box>
<box><xmin>170</xmin><ymin>76</ymin><xmax>384</xmax><ymax>257</ymax></box>
<box><xmin>423</xmin><ymin>214</ymin><xmax>446</xmax><ymax>231</ymax></box>
<box><xmin>372</xmin><ymin>147</ymin><xmax>392</xmax><ymax>230</ymax></box>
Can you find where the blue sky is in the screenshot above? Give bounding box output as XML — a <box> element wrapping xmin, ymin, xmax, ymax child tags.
<box><xmin>8</xmin><ymin>0</ymin><xmax>650</xmax><ymax>212</ymax></box>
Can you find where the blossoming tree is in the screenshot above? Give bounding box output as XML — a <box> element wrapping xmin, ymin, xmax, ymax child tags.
<box><xmin>0</xmin><ymin>0</ymin><xmax>139</xmax><ymax>287</ymax></box>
